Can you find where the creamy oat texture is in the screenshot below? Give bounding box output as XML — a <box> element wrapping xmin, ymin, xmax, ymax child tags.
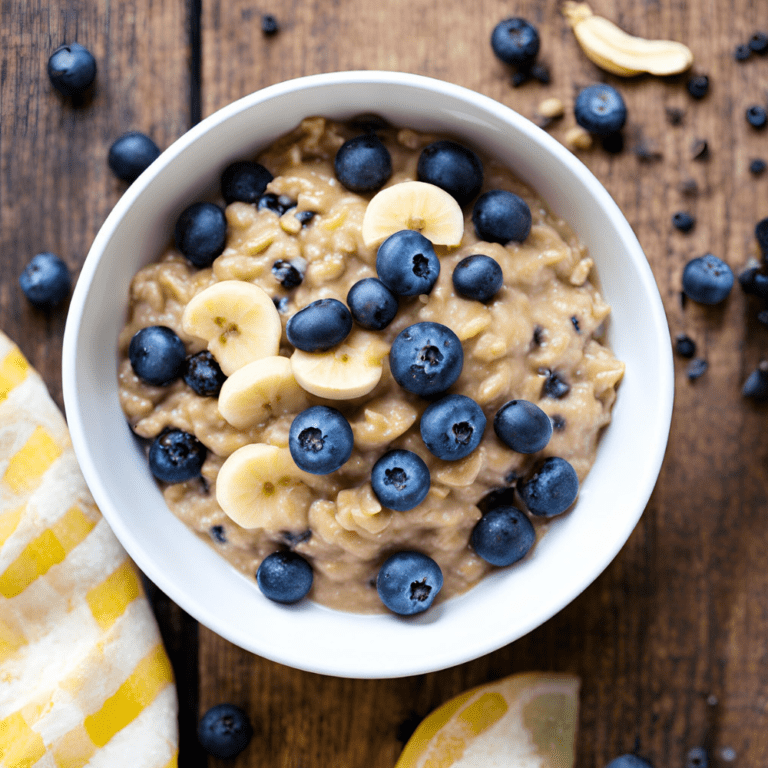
<box><xmin>118</xmin><ymin>117</ymin><xmax>624</xmax><ymax>613</ymax></box>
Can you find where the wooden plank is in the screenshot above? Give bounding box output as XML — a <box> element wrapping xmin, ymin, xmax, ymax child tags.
<box><xmin>198</xmin><ymin>0</ymin><xmax>768</xmax><ymax>765</ymax></box>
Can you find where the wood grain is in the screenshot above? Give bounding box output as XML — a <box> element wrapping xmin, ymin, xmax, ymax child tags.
<box><xmin>5</xmin><ymin>0</ymin><xmax>768</xmax><ymax>765</ymax></box>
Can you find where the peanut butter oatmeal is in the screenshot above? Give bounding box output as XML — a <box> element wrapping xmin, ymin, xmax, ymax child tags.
<box><xmin>118</xmin><ymin>116</ymin><xmax>624</xmax><ymax>614</ymax></box>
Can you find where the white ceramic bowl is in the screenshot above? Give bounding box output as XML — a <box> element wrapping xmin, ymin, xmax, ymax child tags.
<box><xmin>63</xmin><ymin>71</ymin><xmax>673</xmax><ymax>679</ymax></box>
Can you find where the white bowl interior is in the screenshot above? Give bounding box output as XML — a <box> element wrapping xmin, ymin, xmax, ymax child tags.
<box><xmin>63</xmin><ymin>72</ymin><xmax>673</xmax><ymax>678</ymax></box>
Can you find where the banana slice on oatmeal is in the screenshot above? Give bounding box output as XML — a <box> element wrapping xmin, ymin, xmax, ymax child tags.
<box><xmin>181</xmin><ymin>280</ymin><xmax>281</xmax><ymax>375</ymax></box>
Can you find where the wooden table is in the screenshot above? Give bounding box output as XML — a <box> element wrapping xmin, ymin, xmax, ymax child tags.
<box><xmin>3</xmin><ymin>0</ymin><xmax>768</xmax><ymax>764</ymax></box>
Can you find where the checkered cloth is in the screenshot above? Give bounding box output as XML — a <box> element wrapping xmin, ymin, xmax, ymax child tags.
<box><xmin>0</xmin><ymin>334</ymin><xmax>178</xmax><ymax>768</ymax></box>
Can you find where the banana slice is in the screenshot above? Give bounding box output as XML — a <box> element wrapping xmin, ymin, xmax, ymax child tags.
<box><xmin>361</xmin><ymin>180</ymin><xmax>464</xmax><ymax>248</ymax></box>
<box><xmin>217</xmin><ymin>355</ymin><xmax>309</xmax><ymax>430</ymax></box>
<box><xmin>291</xmin><ymin>330</ymin><xmax>389</xmax><ymax>400</ymax></box>
<box><xmin>563</xmin><ymin>1</ymin><xmax>693</xmax><ymax>77</ymax></box>
<box><xmin>181</xmin><ymin>280</ymin><xmax>282</xmax><ymax>376</ymax></box>
<box><xmin>215</xmin><ymin>443</ymin><xmax>313</xmax><ymax>530</ymax></box>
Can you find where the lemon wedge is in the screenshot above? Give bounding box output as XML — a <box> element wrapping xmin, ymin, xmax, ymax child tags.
<box><xmin>395</xmin><ymin>671</ymin><xmax>579</xmax><ymax>768</ymax></box>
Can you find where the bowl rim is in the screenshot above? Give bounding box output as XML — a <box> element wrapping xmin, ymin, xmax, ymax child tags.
<box><xmin>63</xmin><ymin>70</ymin><xmax>674</xmax><ymax>678</ymax></box>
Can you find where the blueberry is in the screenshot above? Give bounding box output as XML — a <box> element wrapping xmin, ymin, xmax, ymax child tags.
<box><xmin>128</xmin><ymin>326</ymin><xmax>186</xmax><ymax>386</ymax></box>
<box><xmin>420</xmin><ymin>394</ymin><xmax>487</xmax><ymax>461</ymax></box>
<box><xmin>674</xmin><ymin>333</ymin><xmax>696</xmax><ymax>358</ymax></box>
<box><xmin>47</xmin><ymin>42</ymin><xmax>96</xmax><ymax>95</ymax></box>
<box><xmin>256</xmin><ymin>550</ymin><xmax>313</xmax><ymax>603</ymax></box>
<box><xmin>346</xmin><ymin>277</ymin><xmax>398</xmax><ymax>330</ymax></box>
<box><xmin>734</xmin><ymin>43</ymin><xmax>752</xmax><ymax>61</ymax></box>
<box><xmin>605</xmin><ymin>756</ymin><xmax>654</xmax><ymax>768</ymax></box>
<box><xmin>490</xmin><ymin>18</ymin><xmax>540</xmax><ymax>67</ymax></box>
<box><xmin>295</xmin><ymin>209</ymin><xmax>316</xmax><ymax>226</ymax></box>
<box><xmin>542</xmin><ymin>370</ymin><xmax>570</xmax><ymax>399</ymax></box>
<box><xmin>289</xmin><ymin>405</ymin><xmax>354</xmax><ymax>475</ymax></box>
<box><xmin>376</xmin><ymin>230</ymin><xmax>440</xmax><ymax>297</ymax></box>
<box><xmin>198</xmin><ymin>703</ymin><xmax>253</xmax><ymax>759</ymax></box>
<box><xmin>174</xmin><ymin>202</ymin><xmax>227</xmax><ymax>267</ymax></box>
<box><xmin>108</xmin><ymin>132</ymin><xmax>161</xmax><ymax>183</ymax></box>
<box><xmin>416</xmin><ymin>140</ymin><xmax>484</xmax><ymax>207</ymax></box>
<box><xmin>148</xmin><ymin>429</ymin><xmax>207</xmax><ymax>484</ymax></box>
<box><xmin>749</xmin><ymin>32</ymin><xmax>768</xmax><ymax>54</ymax></box>
<box><xmin>750</xmin><ymin>158</ymin><xmax>767</xmax><ymax>175</ymax></box>
<box><xmin>518</xmin><ymin>457</ymin><xmax>579</xmax><ymax>517</ymax></box>
<box><xmin>685</xmin><ymin>747</ymin><xmax>708</xmax><ymax>768</ymax></box>
<box><xmin>574</xmin><ymin>84</ymin><xmax>628</xmax><ymax>136</ymax></box>
<box><xmin>672</xmin><ymin>211</ymin><xmax>695</xmax><ymax>233</ymax></box>
<box><xmin>471</xmin><ymin>505</ymin><xmax>536</xmax><ymax>567</ymax></box>
<box><xmin>210</xmin><ymin>525</ymin><xmax>227</xmax><ymax>543</ymax></box>
<box><xmin>747</xmin><ymin>105</ymin><xmax>767</xmax><ymax>128</ymax></box>
<box><xmin>686</xmin><ymin>74</ymin><xmax>709</xmax><ymax>99</ymax></box>
<box><xmin>738</xmin><ymin>265</ymin><xmax>768</xmax><ymax>298</ymax></box>
<box><xmin>286</xmin><ymin>298</ymin><xmax>352</xmax><ymax>352</ymax></box>
<box><xmin>755</xmin><ymin>217</ymin><xmax>768</xmax><ymax>254</ymax></box>
<box><xmin>371</xmin><ymin>449</ymin><xmax>431</xmax><ymax>512</ymax></box>
<box><xmin>183</xmin><ymin>351</ymin><xmax>226</xmax><ymax>397</ymax></box>
<box><xmin>493</xmin><ymin>399</ymin><xmax>552</xmax><ymax>454</ymax></box>
<box><xmin>452</xmin><ymin>254</ymin><xmax>503</xmax><ymax>302</ymax></box>
<box><xmin>19</xmin><ymin>252</ymin><xmax>71</xmax><ymax>309</ymax></box>
<box><xmin>389</xmin><ymin>322</ymin><xmax>464</xmax><ymax>397</ymax></box>
<box><xmin>472</xmin><ymin>190</ymin><xmax>532</xmax><ymax>244</ymax></box>
<box><xmin>687</xmin><ymin>357</ymin><xmax>708</xmax><ymax>380</ymax></box>
<box><xmin>334</xmin><ymin>134</ymin><xmax>392</xmax><ymax>193</ymax></box>
<box><xmin>261</xmin><ymin>13</ymin><xmax>279</xmax><ymax>35</ymax></box>
<box><xmin>376</xmin><ymin>551</ymin><xmax>443</xmax><ymax>615</ymax></box>
<box><xmin>257</xmin><ymin>193</ymin><xmax>296</xmax><ymax>215</ymax></box>
<box><xmin>221</xmin><ymin>161</ymin><xmax>273</xmax><ymax>205</ymax></box>
<box><xmin>681</xmin><ymin>253</ymin><xmax>734</xmax><ymax>304</ymax></box>
<box><xmin>271</xmin><ymin>259</ymin><xmax>303</xmax><ymax>289</ymax></box>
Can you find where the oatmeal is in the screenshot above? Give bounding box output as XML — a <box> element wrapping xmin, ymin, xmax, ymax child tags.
<box><xmin>118</xmin><ymin>117</ymin><xmax>624</xmax><ymax>614</ymax></box>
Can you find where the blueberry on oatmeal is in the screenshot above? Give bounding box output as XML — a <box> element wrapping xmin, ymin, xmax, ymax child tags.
<box><xmin>472</xmin><ymin>190</ymin><xmax>532</xmax><ymax>244</ymax></box>
<box><xmin>183</xmin><ymin>351</ymin><xmax>227</xmax><ymax>397</ymax></box>
<box><xmin>221</xmin><ymin>160</ymin><xmax>273</xmax><ymax>205</ymax></box>
<box><xmin>128</xmin><ymin>326</ymin><xmax>186</xmax><ymax>386</ymax></box>
<box><xmin>376</xmin><ymin>229</ymin><xmax>440</xmax><ymax>297</ymax></box>
<box><xmin>289</xmin><ymin>406</ymin><xmax>354</xmax><ymax>475</ymax></box>
<box><xmin>371</xmin><ymin>450</ymin><xmax>431</xmax><ymax>512</ymax></box>
<box><xmin>471</xmin><ymin>506</ymin><xmax>536</xmax><ymax>567</ymax></box>
<box><xmin>389</xmin><ymin>322</ymin><xmax>464</xmax><ymax>396</ymax></box>
<box><xmin>286</xmin><ymin>298</ymin><xmax>353</xmax><ymax>352</ymax></box>
<box><xmin>376</xmin><ymin>551</ymin><xmax>443</xmax><ymax>615</ymax></box>
<box><xmin>334</xmin><ymin>134</ymin><xmax>392</xmax><ymax>193</ymax></box>
<box><xmin>416</xmin><ymin>140</ymin><xmax>484</xmax><ymax>207</ymax></box>
<box><xmin>346</xmin><ymin>277</ymin><xmax>399</xmax><ymax>330</ymax></box>
<box><xmin>174</xmin><ymin>201</ymin><xmax>228</xmax><ymax>267</ymax></box>
<box><xmin>420</xmin><ymin>394</ymin><xmax>487</xmax><ymax>461</ymax></box>
<box><xmin>148</xmin><ymin>429</ymin><xmax>207</xmax><ymax>484</ymax></box>
<box><xmin>452</xmin><ymin>254</ymin><xmax>503</xmax><ymax>302</ymax></box>
<box><xmin>493</xmin><ymin>399</ymin><xmax>552</xmax><ymax>454</ymax></box>
<box><xmin>256</xmin><ymin>550</ymin><xmax>313</xmax><ymax>604</ymax></box>
<box><xmin>518</xmin><ymin>457</ymin><xmax>579</xmax><ymax>518</ymax></box>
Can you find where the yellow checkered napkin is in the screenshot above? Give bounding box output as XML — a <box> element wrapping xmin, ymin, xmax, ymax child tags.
<box><xmin>0</xmin><ymin>334</ymin><xmax>178</xmax><ymax>768</ymax></box>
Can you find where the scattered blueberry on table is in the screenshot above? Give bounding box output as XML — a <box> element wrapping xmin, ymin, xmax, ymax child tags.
<box><xmin>376</xmin><ymin>229</ymin><xmax>440</xmax><ymax>296</ymax></box>
<box><xmin>370</xmin><ymin>449</ymin><xmax>431</xmax><ymax>512</ymax></box>
<box><xmin>672</xmin><ymin>211</ymin><xmax>696</xmax><ymax>233</ymax></box>
<box><xmin>256</xmin><ymin>550</ymin><xmax>314</xmax><ymax>603</ymax></box>
<box><xmin>472</xmin><ymin>189</ymin><xmax>532</xmax><ymax>244</ymax></box>
<box><xmin>197</xmin><ymin>703</ymin><xmax>254</xmax><ymax>759</ymax></box>
<box><xmin>148</xmin><ymin>429</ymin><xmax>207</xmax><ymax>483</ymax></box>
<box><xmin>749</xmin><ymin>158</ymin><xmax>767</xmax><ymax>175</ymax></box>
<box><xmin>108</xmin><ymin>131</ymin><xmax>161</xmax><ymax>183</ymax></box>
<box><xmin>687</xmin><ymin>358</ymin><xmax>708</xmax><ymax>380</ymax></box>
<box><xmin>490</xmin><ymin>17</ymin><xmax>540</xmax><ymax>68</ymax></box>
<box><xmin>749</xmin><ymin>31</ymin><xmax>768</xmax><ymax>54</ymax></box>
<box><xmin>674</xmin><ymin>333</ymin><xmax>697</xmax><ymax>358</ymax></box>
<box><xmin>605</xmin><ymin>756</ymin><xmax>655</xmax><ymax>768</ymax></box>
<box><xmin>174</xmin><ymin>201</ymin><xmax>228</xmax><ymax>267</ymax></box>
<box><xmin>681</xmin><ymin>253</ymin><xmax>734</xmax><ymax>304</ymax></box>
<box><xmin>47</xmin><ymin>42</ymin><xmax>96</xmax><ymax>95</ymax></box>
<box><xmin>742</xmin><ymin>362</ymin><xmax>768</xmax><ymax>400</ymax></box>
<box><xmin>19</xmin><ymin>252</ymin><xmax>71</xmax><ymax>309</ymax></box>
<box><xmin>471</xmin><ymin>506</ymin><xmax>536</xmax><ymax>567</ymax></box>
<box><xmin>261</xmin><ymin>13</ymin><xmax>279</xmax><ymax>36</ymax></box>
<box><xmin>285</xmin><ymin>298</ymin><xmax>353</xmax><ymax>352</ymax></box>
<box><xmin>416</xmin><ymin>140</ymin><xmax>484</xmax><ymax>207</ymax></box>
<box><xmin>420</xmin><ymin>394</ymin><xmax>487</xmax><ymax>461</ymax></box>
<box><xmin>686</xmin><ymin>74</ymin><xmax>709</xmax><ymax>99</ymax></box>
<box><xmin>574</xmin><ymin>84</ymin><xmax>627</xmax><ymax>136</ymax></box>
<box><xmin>334</xmin><ymin>133</ymin><xmax>392</xmax><ymax>193</ymax></box>
<box><xmin>746</xmin><ymin>105</ymin><xmax>767</xmax><ymax>129</ymax></box>
<box><xmin>376</xmin><ymin>550</ymin><xmax>443</xmax><ymax>615</ymax></box>
<box><xmin>128</xmin><ymin>325</ymin><xmax>186</xmax><ymax>386</ymax></box>
<box><xmin>389</xmin><ymin>322</ymin><xmax>464</xmax><ymax>396</ymax></box>
<box><xmin>289</xmin><ymin>405</ymin><xmax>354</xmax><ymax>474</ymax></box>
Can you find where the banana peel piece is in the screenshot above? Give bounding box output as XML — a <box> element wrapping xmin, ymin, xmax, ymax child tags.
<box><xmin>563</xmin><ymin>1</ymin><xmax>693</xmax><ymax>77</ymax></box>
